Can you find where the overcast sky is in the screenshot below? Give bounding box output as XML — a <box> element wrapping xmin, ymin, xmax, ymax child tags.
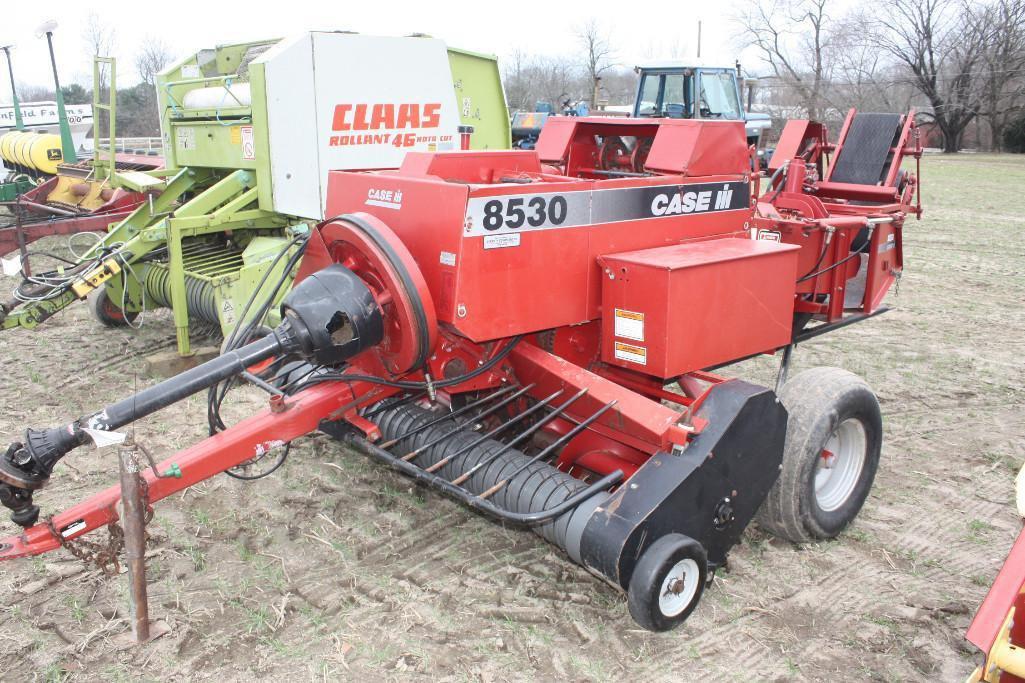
<box><xmin>2</xmin><ymin>0</ymin><xmax>760</xmax><ymax>100</ymax></box>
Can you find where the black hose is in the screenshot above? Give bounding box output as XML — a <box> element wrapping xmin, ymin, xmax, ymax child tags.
<box><xmin>206</xmin><ymin>236</ymin><xmax>306</xmax><ymax>480</ymax></box>
<box><xmin>300</xmin><ymin>335</ymin><xmax>523</xmax><ymax>391</ymax></box>
<box><xmin>796</xmin><ymin>234</ymin><xmax>831</xmax><ymax>282</ymax></box>
<box><xmin>797</xmin><ymin>231</ymin><xmax>872</xmax><ymax>283</ymax></box>
<box><xmin>208</xmin><ymin>237</ymin><xmax>306</xmax><ymax>436</ymax></box>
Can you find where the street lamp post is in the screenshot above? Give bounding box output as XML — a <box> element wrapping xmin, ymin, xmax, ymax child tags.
<box><xmin>35</xmin><ymin>20</ymin><xmax>76</xmax><ymax>164</ymax></box>
<box><xmin>0</xmin><ymin>45</ymin><xmax>25</xmax><ymax>130</ymax></box>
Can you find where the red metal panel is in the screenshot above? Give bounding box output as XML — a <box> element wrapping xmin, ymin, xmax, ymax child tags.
<box><xmin>598</xmin><ymin>238</ymin><xmax>800</xmax><ymax>378</ymax></box>
<box><xmin>813</xmin><ymin>180</ymin><xmax>898</xmax><ymax>203</ymax></box>
<box><xmin>968</xmin><ymin>527</ymin><xmax>1025</xmax><ymax>653</ymax></box>
<box><xmin>534</xmin><ymin>118</ymin><xmax>582</xmax><ymax>165</ymax></box>
<box><xmin>769</xmin><ymin>120</ymin><xmax>811</xmax><ymax>173</ymax></box>
<box><xmin>398</xmin><ymin>149</ymin><xmax>542</xmax><ymax>182</ymax></box>
<box><xmin>325</xmin><ymin>157</ymin><xmax>753</xmax><ymax>344</ymax></box>
<box><xmin>863</xmin><ymin>221</ymin><xmax>901</xmax><ymax>313</ymax></box>
<box><xmin>535</xmin><ymin>117</ymin><xmax>748</xmax><ymax>179</ymax></box>
<box><xmin>509</xmin><ymin>341</ymin><xmax>691</xmax><ymax>453</ymax></box>
<box><xmin>767</xmin><ymin>119</ymin><xmax>831</xmax><ymax>176</ymax></box>
<box><xmin>644</xmin><ymin>120</ymin><xmax>749</xmax><ymax>177</ymax></box>
<box><xmin>324</xmin><ymin>170</ymin><xmax>470</xmax><ymax>325</ymax></box>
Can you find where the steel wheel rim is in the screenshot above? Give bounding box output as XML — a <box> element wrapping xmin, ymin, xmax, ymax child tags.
<box><xmin>814</xmin><ymin>418</ymin><xmax>867</xmax><ymax>512</ymax></box>
<box><xmin>659</xmin><ymin>558</ymin><xmax>700</xmax><ymax>617</ymax></box>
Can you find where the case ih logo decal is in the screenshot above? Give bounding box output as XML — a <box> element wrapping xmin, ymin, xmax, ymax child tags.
<box><xmin>329</xmin><ymin>103</ymin><xmax>452</xmax><ymax>149</ymax></box>
<box><xmin>464</xmin><ymin>181</ymin><xmax>750</xmax><ymax>236</ymax></box>
<box><xmin>650</xmin><ymin>183</ymin><xmax>739</xmax><ymax>215</ymax></box>
<box><xmin>365</xmin><ymin>188</ymin><xmax>403</xmax><ymax>210</ymax></box>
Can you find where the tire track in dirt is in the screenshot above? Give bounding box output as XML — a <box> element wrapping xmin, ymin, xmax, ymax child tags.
<box><xmin>646</xmin><ymin>543</ymin><xmax>922</xmax><ymax>678</ymax></box>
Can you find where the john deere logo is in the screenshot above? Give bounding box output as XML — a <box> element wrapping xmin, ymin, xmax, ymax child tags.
<box><xmin>47</xmin><ymin>149</ymin><xmax>61</xmax><ymax>161</ymax></box>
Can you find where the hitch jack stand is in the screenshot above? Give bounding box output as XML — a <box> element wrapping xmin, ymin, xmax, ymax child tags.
<box><xmin>118</xmin><ymin>440</ymin><xmax>150</xmax><ymax>643</ymax></box>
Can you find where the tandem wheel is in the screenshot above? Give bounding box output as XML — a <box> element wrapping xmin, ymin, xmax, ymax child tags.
<box><xmin>757</xmin><ymin>366</ymin><xmax>882</xmax><ymax>543</ymax></box>
<box><xmin>627</xmin><ymin>533</ymin><xmax>708</xmax><ymax>632</ymax></box>
<box><xmin>88</xmin><ymin>285</ymin><xmax>138</xmax><ymax>328</ymax></box>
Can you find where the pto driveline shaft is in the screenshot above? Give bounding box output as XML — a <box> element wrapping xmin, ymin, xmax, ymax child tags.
<box><xmin>8</xmin><ymin>333</ymin><xmax>286</xmax><ymax>485</ymax></box>
<box><xmin>86</xmin><ymin>334</ymin><xmax>282</xmax><ymax>433</ymax></box>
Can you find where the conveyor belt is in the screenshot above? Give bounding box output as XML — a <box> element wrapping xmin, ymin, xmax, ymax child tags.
<box><xmin>830</xmin><ymin>113</ymin><xmax>902</xmax><ymax>186</ymax></box>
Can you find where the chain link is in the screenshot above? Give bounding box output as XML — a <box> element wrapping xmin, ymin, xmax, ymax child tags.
<box><xmin>46</xmin><ymin>517</ymin><xmax>124</xmax><ymax>576</ymax></box>
<box><xmin>39</xmin><ymin>444</ymin><xmax>161</xmax><ymax>576</ymax></box>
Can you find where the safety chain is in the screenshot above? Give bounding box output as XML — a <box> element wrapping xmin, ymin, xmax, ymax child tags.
<box><xmin>45</xmin><ymin>517</ymin><xmax>125</xmax><ymax>577</ymax></box>
<box><xmin>40</xmin><ymin>441</ymin><xmax>168</xmax><ymax>576</ymax></box>
<box><xmin>43</xmin><ymin>466</ymin><xmax>155</xmax><ymax>576</ymax></box>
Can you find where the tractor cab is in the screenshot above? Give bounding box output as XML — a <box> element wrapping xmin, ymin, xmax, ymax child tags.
<box><xmin>633</xmin><ymin>62</ymin><xmax>771</xmax><ymax>149</ymax></box>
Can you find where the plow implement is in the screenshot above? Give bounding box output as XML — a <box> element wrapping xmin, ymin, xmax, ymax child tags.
<box><xmin>0</xmin><ymin>110</ymin><xmax>920</xmax><ymax>631</ymax></box>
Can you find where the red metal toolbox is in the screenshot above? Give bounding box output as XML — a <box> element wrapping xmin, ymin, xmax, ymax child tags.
<box><xmin>598</xmin><ymin>238</ymin><xmax>800</xmax><ymax>378</ymax></box>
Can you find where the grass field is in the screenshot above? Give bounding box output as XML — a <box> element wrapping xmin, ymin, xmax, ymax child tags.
<box><xmin>0</xmin><ymin>153</ymin><xmax>1023</xmax><ymax>681</ymax></box>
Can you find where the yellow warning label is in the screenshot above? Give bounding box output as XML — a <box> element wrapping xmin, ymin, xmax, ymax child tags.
<box><xmin>614</xmin><ymin>308</ymin><xmax>645</xmax><ymax>341</ymax></box>
<box><xmin>230</xmin><ymin>126</ymin><xmax>242</xmax><ymax>145</ymax></box>
<box><xmin>614</xmin><ymin>341</ymin><xmax>647</xmax><ymax>365</ymax></box>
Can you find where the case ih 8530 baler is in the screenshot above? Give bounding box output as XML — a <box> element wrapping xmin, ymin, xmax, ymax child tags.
<box><xmin>0</xmin><ymin>111</ymin><xmax>920</xmax><ymax>631</ymax></box>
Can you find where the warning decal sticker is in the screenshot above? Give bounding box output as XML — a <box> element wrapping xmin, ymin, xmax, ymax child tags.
<box><xmin>614</xmin><ymin>309</ymin><xmax>645</xmax><ymax>341</ymax></box>
<box><xmin>241</xmin><ymin>126</ymin><xmax>256</xmax><ymax>160</ymax></box>
<box><xmin>614</xmin><ymin>341</ymin><xmax>647</xmax><ymax>365</ymax></box>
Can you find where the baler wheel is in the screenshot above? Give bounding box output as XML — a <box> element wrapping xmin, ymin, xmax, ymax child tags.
<box><xmin>88</xmin><ymin>285</ymin><xmax>138</xmax><ymax>328</ymax></box>
<box><xmin>627</xmin><ymin>533</ymin><xmax>707</xmax><ymax>632</ymax></box>
<box><xmin>756</xmin><ymin>367</ymin><xmax>882</xmax><ymax>543</ymax></box>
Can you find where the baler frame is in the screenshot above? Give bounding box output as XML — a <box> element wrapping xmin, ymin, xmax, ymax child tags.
<box><xmin>0</xmin><ymin>111</ymin><xmax>919</xmax><ymax>632</ymax></box>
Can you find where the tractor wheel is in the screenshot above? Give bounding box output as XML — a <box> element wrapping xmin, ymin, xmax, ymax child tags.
<box><xmin>88</xmin><ymin>286</ymin><xmax>138</xmax><ymax>328</ymax></box>
<box><xmin>627</xmin><ymin>533</ymin><xmax>707</xmax><ymax>632</ymax></box>
<box><xmin>757</xmin><ymin>367</ymin><xmax>882</xmax><ymax>543</ymax></box>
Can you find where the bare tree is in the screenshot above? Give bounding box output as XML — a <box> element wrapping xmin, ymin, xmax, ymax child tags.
<box><xmin>737</xmin><ymin>0</ymin><xmax>834</xmax><ymax>120</ymax></box>
<box><xmin>135</xmin><ymin>38</ymin><xmax>175</xmax><ymax>87</ymax></box>
<box><xmin>82</xmin><ymin>13</ymin><xmax>116</xmax><ymax>92</ymax></box>
<box><xmin>870</xmin><ymin>0</ymin><xmax>987</xmax><ymax>152</ymax></box>
<box><xmin>533</xmin><ymin>56</ymin><xmax>581</xmax><ymax>111</ymax></box>
<box><xmin>576</xmin><ymin>20</ymin><xmax>616</xmax><ymax>108</ymax></box>
<box><xmin>600</xmin><ymin>70</ymin><xmax>640</xmax><ymax>106</ymax></box>
<box><xmin>828</xmin><ymin>16</ymin><xmax>919</xmax><ymax>115</ymax></box>
<box><xmin>502</xmin><ymin>51</ymin><xmax>586</xmax><ymax>113</ymax></box>
<box><xmin>82</xmin><ymin>13</ymin><xmax>116</xmax><ymax>138</ymax></box>
<box><xmin>502</xmin><ymin>49</ymin><xmax>532</xmax><ymax>112</ymax></box>
<box><xmin>974</xmin><ymin>0</ymin><xmax>1025</xmax><ymax>150</ymax></box>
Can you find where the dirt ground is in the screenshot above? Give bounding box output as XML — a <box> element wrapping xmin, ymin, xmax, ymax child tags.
<box><xmin>0</xmin><ymin>153</ymin><xmax>1023</xmax><ymax>682</ymax></box>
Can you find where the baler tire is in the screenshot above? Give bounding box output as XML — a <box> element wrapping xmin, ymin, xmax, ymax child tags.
<box><xmin>627</xmin><ymin>533</ymin><xmax>707</xmax><ymax>632</ymax></box>
<box><xmin>88</xmin><ymin>286</ymin><xmax>138</xmax><ymax>328</ymax></box>
<box><xmin>756</xmin><ymin>367</ymin><xmax>882</xmax><ymax>543</ymax></box>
